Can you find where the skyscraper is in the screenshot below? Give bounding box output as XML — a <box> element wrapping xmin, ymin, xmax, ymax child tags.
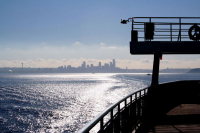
<box><xmin>82</xmin><ymin>61</ymin><xmax>86</xmax><ymax>69</ymax></box>
<box><xmin>110</xmin><ymin>62</ymin><xmax>113</xmax><ymax>69</ymax></box>
<box><xmin>113</xmin><ymin>59</ymin><xmax>115</xmax><ymax>68</ymax></box>
<box><xmin>98</xmin><ymin>62</ymin><xmax>101</xmax><ymax>69</ymax></box>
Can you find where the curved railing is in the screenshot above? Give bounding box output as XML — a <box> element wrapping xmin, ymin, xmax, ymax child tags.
<box><xmin>78</xmin><ymin>87</ymin><xmax>148</xmax><ymax>133</ymax></box>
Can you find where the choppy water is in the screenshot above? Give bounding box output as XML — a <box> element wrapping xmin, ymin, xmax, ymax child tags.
<box><xmin>0</xmin><ymin>73</ymin><xmax>200</xmax><ymax>132</ymax></box>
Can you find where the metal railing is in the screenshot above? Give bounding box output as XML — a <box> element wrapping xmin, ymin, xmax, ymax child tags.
<box><xmin>126</xmin><ymin>17</ymin><xmax>200</xmax><ymax>42</ymax></box>
<box><xmin>78</xmin><ymin>87</ymin><xmax>148</xmax><ymax>133</ymax></box>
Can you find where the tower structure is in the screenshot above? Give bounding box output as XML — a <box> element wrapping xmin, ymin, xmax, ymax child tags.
<box><xmin>113</xmin><ymin>59</ymin><xmax>115</xmax><ymax>69</ymax></box>
<box><xmin>98</xmin><ymin>62</ymin><xmax>101</xmax><ymax>69</ymax></box>
<box><xmin>82</xmin><ymin>61</ymin><xmax>86</xmax><ymax>69</ymax></box>
<box><xmin>121</xmin><ymin>17</ymin><xmax>200</xmax><ymax>85</ymax></box>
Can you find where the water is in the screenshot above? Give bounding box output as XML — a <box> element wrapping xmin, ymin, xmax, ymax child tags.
<box><xmin>0</xmin><ymin>73</ymin><xmax>200</xmax><ymax>132</ymax></box>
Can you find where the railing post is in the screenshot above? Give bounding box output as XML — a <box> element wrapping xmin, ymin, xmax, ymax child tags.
<box><xmin>140</xmin><ymin>91</ymin><xmax>142</xmax><ymax>117</ymax></box>
<box><xmin>100</xmin><ymin>118</ymin><xmax>103</xmax><ymax>132</ymax></box>
<box><xmin>110</xmin><ymin>109</ymin><xmax>113</xmax><ymax>133</ymax></box>
<box><xmin>179</xmin><ymin>18</ymin><xmax>181</xmax><ymax>41</ymax></box>
<box><xmin>135</xmin><ymin>93</ymin><xmax>137</xmax><ymax>129</ymax></box>
<box><xmin>130</xmin><ymin>95</ymin><xmax>132</xmax><ymax>104</ymax></box>
<box><xmin>118</xmin><ymin>104</ymin><xmax>121</xmax><ymax>132</ymax></box>
<box><xmin>138</xmin><ymin>92</ymin><xmax>141</xmax><ymax>118</ymax></box>
<box><xmin>170</xmin><ymin>23</ymin><xmax>172</xmax><ymax>41</ymax></box>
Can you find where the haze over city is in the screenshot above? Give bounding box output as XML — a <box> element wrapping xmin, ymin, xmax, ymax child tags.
<box><xmin>1</xmin><ymin>0</ymin><xmax>200</xmax><ymax>69</ymax></box>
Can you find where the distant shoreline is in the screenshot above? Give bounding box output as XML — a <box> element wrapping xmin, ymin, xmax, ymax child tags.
<box><xmin>0</xmin><ymin>67</ymin><xmax>192</xmax><ymax>74</ymax></box>
<box><xmin>187</xmin><ymin>68</ymin><xmax>200</xmax><ymax>73</ymax></box>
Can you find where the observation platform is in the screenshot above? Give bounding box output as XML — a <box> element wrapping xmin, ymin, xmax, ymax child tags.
<box><xmin>122</xmin><ymin>17</ymin><xmax>200</xmax><ymax>54</ymax></box>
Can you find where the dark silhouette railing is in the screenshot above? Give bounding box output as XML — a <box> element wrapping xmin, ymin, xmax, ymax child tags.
<box><xmin>78</xmin><ymin>80</ymin><xmax>200</xmax><ymax>133</ymax></box>
<box><xmin>78</xmin><ymin>87</ymin><xmax>148</xmax><ymax>133</ymax></box>
<box><xmin>121</xmin><ymin>17</ymin><xmax>200</xmax><ymax>42</ymax></box>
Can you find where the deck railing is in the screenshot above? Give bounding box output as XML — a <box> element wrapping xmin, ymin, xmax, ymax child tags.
<box><xmin>128</xmin><ymin>17</ymin><xmax>200</xmax><ymax>42</ymax></box>
<box><xmin>78</xmin><ymin>87</ymin><xmax>148</xmax><ymax>133</ymax></box>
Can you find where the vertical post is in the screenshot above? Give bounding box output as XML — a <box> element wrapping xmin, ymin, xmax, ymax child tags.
<box><xmin>151</xmin><ymin>53</ymin><xmax>161</xmax><ymax>86</ymax></box>
<box><xmin>179</xmin><ymin>18</ymin><xmax>181</xmax><ymax>41</ymax></box>
<box><xmin>100</xmin><ymin>118</ymin><xmax>103</xmax><ymax>131</ymax></box>
<box><xmin>132</xmin><ymin>18</ymin><xmax>134</xmax><ymax>31</ymax></box>
<box><xmin>149</xmin><ymin>17</ymin><xmax>151</xmax><ymax>42</ymax></box>
<box><xmin>110</xmin><ymin>109</ymin><xmax>113</xmax><ymax>133</ymax></box>
<box><xmin>118</xmin><ymin>103</ymin><xmax>120</xmax><ymax>131</ymax></box>
<box><xmin>130</xmin><ymin>95</ymin><xmax>132</xmax><ymax>104</ymax></box>
<box><xmin>170</xmin><ymin>23</ymin><xmax>172</xmax><ymax>41</ymax></box>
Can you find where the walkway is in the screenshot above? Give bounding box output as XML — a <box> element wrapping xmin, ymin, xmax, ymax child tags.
<box><xmin>147</xmin><ymin>104</ymin><xmax>200</xmax><ymax>133</ymax></box>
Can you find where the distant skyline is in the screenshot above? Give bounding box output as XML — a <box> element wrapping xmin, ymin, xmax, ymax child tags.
<box><xmin>1</xmin><ymin>0</ymin><xmax>200</xmax><ymax>69</ymax></box>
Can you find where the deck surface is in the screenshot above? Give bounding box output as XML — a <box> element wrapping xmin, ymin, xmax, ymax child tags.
<box><xmin>147</xmin><ymin>104</ymin><xmax>200</xmax><ymax>133</ymax></box>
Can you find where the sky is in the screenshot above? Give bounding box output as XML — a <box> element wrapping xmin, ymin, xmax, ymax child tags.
<box><xmin>0</xmin><ymin>0</ymin><xmax>200</xmax><ymax>69</ymax></box>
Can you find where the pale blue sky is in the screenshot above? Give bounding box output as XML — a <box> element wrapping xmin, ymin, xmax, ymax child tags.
<box><xmin>0</xmin><ymin>0</ymin><xmax>200</xmax><ymax>68</ymax></box>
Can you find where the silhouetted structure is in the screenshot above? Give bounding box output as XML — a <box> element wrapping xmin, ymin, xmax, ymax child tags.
<box><xmin>78</xmin><ymin>17</ymin><xmax>200</xmax><ymax>133</ymax></box>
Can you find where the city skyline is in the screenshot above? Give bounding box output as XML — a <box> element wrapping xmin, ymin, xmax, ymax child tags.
<box><xmin>58</xmin><ymin>59</ymin><xmax>118</xmax><ymax>73</ymax></box>
<box><xmin>0</xmin><ymin>57</ymin><xmax>198</xmax><ymax>69</ymax></box>
<box><xmin>59</xmin><ymin>59</ymin><xmax>116</xmax><ymax>69</ymax></box>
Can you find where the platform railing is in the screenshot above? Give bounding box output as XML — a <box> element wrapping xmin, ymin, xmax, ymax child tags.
<box><xmin>78</xmin><ymin>87</ymin><xmax>148</xmax><ymax>133</ymax></box>
<box><xmin>131</xmin><ymin>17</ymin><xmax>200</xmax><ymax>42</ymax></box>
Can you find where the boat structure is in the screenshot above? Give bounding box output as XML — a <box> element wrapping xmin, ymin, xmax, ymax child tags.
<box><xmin>78</xmin><ymin>17</ymin><xmax>200</xmax><ymax>133</ymax></box>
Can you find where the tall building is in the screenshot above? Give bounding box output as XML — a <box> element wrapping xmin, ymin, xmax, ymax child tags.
<box><xmin>104</xmin><ymin>63</ymin><xmax>109</xmax><ymax>70</ymax></box>
<box><xmin>82</xmin><ymin>61</ymin><xmax>86</xmax><ymax>69</ymax></box>
<box><xmin>110</xmin><ymin>62</ymin><xmax>113</xmax><ymax>69</ymax></box>
<box><xmin>98</xmin><ymin>62</ymin><xmax>101</xmax><ymax>68</ymax></box>
<box><xmin>113</xmin><ymin>59</ymin><xmax>115</xmax><ymax>68</ymax></box>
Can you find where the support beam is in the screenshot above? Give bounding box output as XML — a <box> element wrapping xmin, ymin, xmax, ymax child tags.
<box><xmin>151</xmin><ymin>53</ymin><xmax>161</xmax><ymax>86</ymax></box>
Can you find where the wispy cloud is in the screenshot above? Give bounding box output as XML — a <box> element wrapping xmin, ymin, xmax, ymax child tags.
<box><xmin>141</xmin><ymin>59</ymin><xmax>150</xmax><ymax>63</ymax></box>
<box><xmin>100</xmin><ymin>43</ymin><xmax>106</xmax><ymax>46</ymax></box>
<box><xmin>101</xmin><ymin>46</ymin><xmax>117</xmax><ymax>49</ymax></box>
<box><xmin>73</xmin><ymin>42</ymin><xmax>85</xmax><ymax>47</ymax></box>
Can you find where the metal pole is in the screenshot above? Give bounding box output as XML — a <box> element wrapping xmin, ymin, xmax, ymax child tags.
<box><xmin>151</xmin><ymin>53</ymin><xmax>161</xmax><ymax>86</ymax></box>
<box><xmin>179</xmin><ymin>18</ymin><xmax>181</xmax><ymax>41</ymax></box>
<box><xmin>132</xmin><ymin>18</ymin><xmax>133</xmax><ymax>31</ymax></box>
<box><xmin>170</xmin><ymin>23</ymin><xmax>172</xmax><ymax>41</ymax></box>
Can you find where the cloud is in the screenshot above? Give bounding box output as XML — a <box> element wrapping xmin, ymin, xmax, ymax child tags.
<box><xmin>141</xmin><ymin>59</ymin><xmax>150</xmax><ymax>63</ymax></box>
<box><xmin>101</xmin><ymin>46</ymin><xmax>117</xmax><ymax>49</ymax></box>
<box><xmin>100</xmin><ymin>43</ymin><xmax>106</xmax><ymax>45</ymax></box>
<box><xmin>73</xmin><ymin>42</ymin><xmax>84</xmax><ymax>47</ymax></box>
<box><xmin>37</xmin><ymin>58</ymin><xmax>45</xmax><ymax>62</ymax></box>
<box><xmin>42</xmin><ymin>42</ymin><xmax>47</xmax><ymax>45</ymax></box>
<box><xmin>108</xmin><ymin>47</ymin><xmax>117</xmax><ymax>49</ymax></box>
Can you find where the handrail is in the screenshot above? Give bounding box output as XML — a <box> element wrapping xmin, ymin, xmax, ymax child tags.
<box><xmin>78</xmin><ymin>80</ymin><xmax>200</xmax><ymax>133</ymax></box>
<box><xmin>77</xmin><ymin>87</ymin><xmax>148</xmax><ymax>133</ymax></box>
<box><xmin>125</xmin><ymin>17</ymin><xmax>200</xmax><ymax>42</ymax></box>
